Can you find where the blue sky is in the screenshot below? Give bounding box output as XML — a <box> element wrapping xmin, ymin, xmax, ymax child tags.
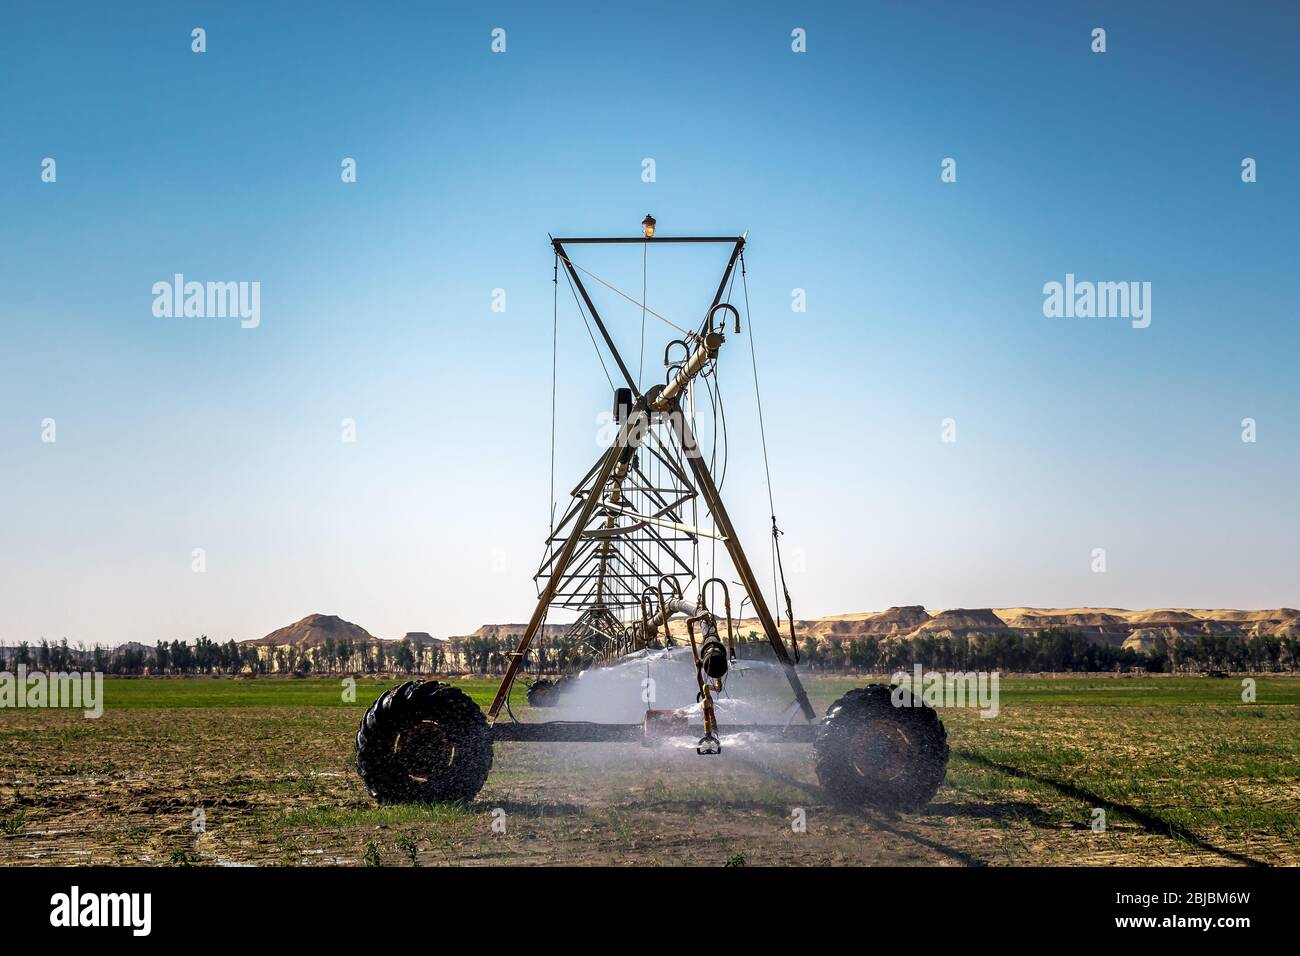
<box><xmin>1</xmin><ymin>1</ymin><xmax>1297</xmax><ymax>646</ymax></box>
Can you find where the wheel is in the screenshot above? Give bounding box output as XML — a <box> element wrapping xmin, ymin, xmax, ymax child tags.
<box><xmin>527</xmin><ymin>675</ymin><xmax>572</xmax><ymax>707</ymax></box>
<box><xmin>814</xmin><ymin>683</ymin><xmax>949</xmax><ymax>812</ymax></box>
<box><xmin>526</xmin><ymin>678</ymin><xmax>556</xmax><ymax>707</ymax></box>
<box><xmin>355</xmin><ymin>681</ymin><xmax>493</xmax><ymax>804</ymax></box>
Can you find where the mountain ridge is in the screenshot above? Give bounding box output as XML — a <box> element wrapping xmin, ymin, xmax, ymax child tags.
<box><xmin>237</xmin><ymin>608</ymin><xmax>1300</xmax><ymax>654</ymax></box>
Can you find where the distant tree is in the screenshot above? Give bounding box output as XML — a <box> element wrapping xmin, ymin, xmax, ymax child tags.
<box><xmin>1281</xmin><ymin>636</ymin><xmax>1300</xmax><ymax>673</ymax></box>
<box><xmin>847</xmin><ymin>637</ymin><xmax>881</xmax><ymax>672</ymax></box>
<box><xmin>799</xmin><ymin>636</ymin><xmax>819</xmax><ymax>670</ymax></box>
<box><xmin>1246</xmin><ymin>634</ymin><xmax>1281</xmax><ymax>672</ymax></box>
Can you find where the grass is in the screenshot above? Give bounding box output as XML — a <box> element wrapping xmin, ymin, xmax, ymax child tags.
<box><xmin>2</xmin><ymin>673</ymin><xmax>1296</xmax><ymax>865</ymax></box>
<box><xmin>395</xmin><ymin>835</ymin><xmax>420</xmax><ymax>866</ymax></box>
<box><xmin>810</xmin><ymin>674</ymin><xmax>1300</xmax><ymax>709</ymax></box>
<box><xmin>91</xmin><ymin>676</ymin><xmax>509</xmax><ymax>709</ymax></box>
<box><xmin>273</xmin><ymin>803</ymin><xmax>471</xmax><ymax>830</ymax></box>
<box><xmin>85</xmin><ymin>673</ymin><xmax>1300</xmax><ymax>712</ymax></box>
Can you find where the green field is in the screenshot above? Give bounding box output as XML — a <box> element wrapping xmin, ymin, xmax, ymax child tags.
<box><xmin>86</xmin><ymin>676</ymin><xmax>524</xmax><ymax>710</ymax></box>
<box><xmin>84</xmin><ymin>673</ymin><xmax>1300</xmax><ymax>709</ymax></box>
<box><xmin>1</xmin><ymin>674</ymin><xmax>1297</xmax><ymax>866</ymax></box>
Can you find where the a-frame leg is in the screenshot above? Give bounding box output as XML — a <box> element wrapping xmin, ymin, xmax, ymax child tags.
<box><xmin>487</xmin><ymin>399</ymin><xmax>817</xmax><ymax>727</ymax></box>
<box><xmin>676</xmin><ymin>406</ymin><xmax>817</xmax><ymax>722</ymax></box>
<box><xmin>486</xmin><ymin>432</ymin><xmax>632</xmax><ymax>722</ymax></box>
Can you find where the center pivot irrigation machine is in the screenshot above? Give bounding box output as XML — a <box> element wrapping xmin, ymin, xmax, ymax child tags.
<box><xmin>355</xmin><ymin>219</ymin><xmax>950</xmax><ymax>811</ymax></box>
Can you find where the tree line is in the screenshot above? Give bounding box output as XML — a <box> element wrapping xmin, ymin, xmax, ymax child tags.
<box><xmin>1</xmin><ymin>628</ymin><xmax>1296</xmax><ymax>676</ymax></box>
<box><xmin>797</xmin><ymin>629</ymin><xmax>1300</xmax><ymax>674</ymax></box>
<box><xmin>0</xmin><ymin>636</ymin><xmax>449</xmax><ymax>676</ymax></box>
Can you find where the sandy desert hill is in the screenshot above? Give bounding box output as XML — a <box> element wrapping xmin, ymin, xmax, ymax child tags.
<box><xmin>234</xmin><ymin>608</ymin><xmax>1299</xmax><ymax>660</ymax></box>
<box><xmin>661</xmin><ymin>605</ymin><xmax>1300</xmax><ymax>652</ymax></box>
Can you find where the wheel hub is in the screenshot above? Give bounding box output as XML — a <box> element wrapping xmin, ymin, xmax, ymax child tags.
<box><xmin>395</xmin><ymin>720</ymin><xmax>454</xmax><ymax>779</ymax></box>
<box><xmin>850</xmin><ymin>719</ymin><xmax>914</xmax><ymax>784</ymax></box>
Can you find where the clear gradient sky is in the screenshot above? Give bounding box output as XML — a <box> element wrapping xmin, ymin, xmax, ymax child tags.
<box><xmin>1</xmin><ymin>2</ymin><xmax>1297</xmax><ymax>646</ymax></box>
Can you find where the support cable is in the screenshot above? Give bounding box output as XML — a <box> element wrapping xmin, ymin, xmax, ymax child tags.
<box><xmin>510</xmin><ymin>255</ymin><xmax>566</xmax><ymax>723</ymax></box>
<box><xmin>740</xmin><ymin>252</ymin><xmax>800</xmax><ymax>663</ymax></box>
<box><xmin>562</xmin><ymin>263</ymin><xmax>615</xmax><ymax>390</ymax></box>
<box><xmin>557</xmin><ymin>252</ymin><xmax>689</xmax><ymax>335</ymax></box>
<box><xmin>638</xmin><ymin>241</ymin><xmax>647</xmax><ymax>389</ymax></box>
<box><xmin>550</xmin><ymin>253</ymin><xmax>559</xmax><ymax>543</ymax></box>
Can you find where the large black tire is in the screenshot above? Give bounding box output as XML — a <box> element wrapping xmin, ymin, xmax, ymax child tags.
<box><xmin>526</xmin><ymin>675</ymin><xmax>573</xmax><ymax>707</ymax></box>
<box><xmin>355</xmin><ymin>681</ymin><xmax>493</xmax><ymax>804</ymax></box>
<box><xmin>814</xmin><ymin>683</ymin><xmax>949</xmax><ymax>812</ymax></box>
<box><xmin>526</xmin><ymin>678</ymin><xmax>556</xmax><ymax>707</ymax></box>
